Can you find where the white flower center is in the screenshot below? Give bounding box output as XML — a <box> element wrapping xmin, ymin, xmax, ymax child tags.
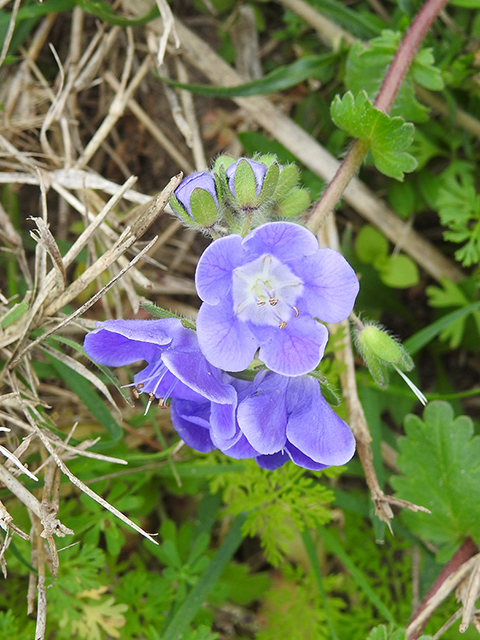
<box><xmin>232</xmin><ymin>254</ymin><xmax>303</xmax><ymax>328</ymax></box>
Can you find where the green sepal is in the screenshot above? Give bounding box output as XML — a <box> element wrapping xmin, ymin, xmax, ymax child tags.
<box><xmin>214</xmin><ymin>155</ymin><xmax>236</xmax><ymax>173</ymax></box>
<box><xmin>356</xmin><ymin>324</ymin><xmax>414</xmax><ymax>387</ymax></box>
<box><xmin>258</xmin><ymin>163</ymin><xmax>280</xmax><ymax>202</ymax></box>
<box><xmin>359</xmin><ymin>326</ymin><xmax>404</xmax><ymax>363</ymax></box>
<box><xmin>189</xmin><ymin>188</ymin><xmax>219</xmax><ymax>227</ymax></box>
<box><xmin>234</xmin><ymin>159</ymin><xmax>258</xmax><ymax>206</ymax></box>
<box><xmin>359</xmin><ymin>343</ymin><xmax>390</xmax><ymax>388</ymax></box>
<box><xmin>309</xmin><ymin>370</ymin><xmax>341</xmax><ymax>406</ymax></box>
<box><xmin>255</xmin><ymin>153</ymin><xmax>277</xmax><ymax>167</ymax></box>
<box><xmin>277</xmin><ymin>188</ymin><xmax>311</xmax><ymax>217</ymax></box>
<box><xmin>275</xmin><ymin>164</ymin><xmax>300</xmax><ymax>198</ymax></box>
<box><xmin>140</xmin><ymin>302</ymin><xmax>196</xmax><ymax>330</ymax></box>
<box><xmin>169</xmin><ymin>194</ymin><xmax>194</xmax><ymax>226</ymax></box>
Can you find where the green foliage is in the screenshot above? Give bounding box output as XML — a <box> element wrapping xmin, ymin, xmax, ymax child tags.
<box><xmin>366</xmin><ymin>625</ymin><xmax>433</xmax><ymax>640</ymax></box>
<box><xmin>426</xmin><ymin>278</ymin><xmax>480</xmax><ymax>348</ymax></box>
<box><xmin>433</xmin><ymin>162</ymin><xmax>480</xmax><ymax>266</ymax></box>
<box><xmin>210</xmin><ymin>459</ymin><xmax>337</xmax><ymax>566</ymax></box>
<box><xmin>157</xmin><ymin>53</ymin><xmax>339</xmax><ymax>97</ymax></box>
<box><xmin>392</xmin><ymin>402</ymin><xmax>480</xmax><ymax>554</ymax></box>
<box><xmin>256</xmin><ymin>567</ymin><xmax>345</xmax><ymax>640</ymax></box>
<box><xmin>79</xmin><ymin>0</ymin><xmax>159</xmax><ymax>26</ymax></box>
<box><xmin>355</xmin><ymin>225</ymin><xmax>419</xmax><ymax>288</ymax></box>
<box><xmin>345</xmin><ymin>31</ymin><xmax>443</xmax><ymax>122</ymax></box>
<box><xmin>331</xmin><ymin>91</ymin><xmax>417</xmax><ymax>180</ymax></box>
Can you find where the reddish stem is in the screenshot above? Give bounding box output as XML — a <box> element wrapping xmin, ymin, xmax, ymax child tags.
<box><xmin>307</xmin><ymin>0</ymin><xmax>450</xmax><ymax>233</ymax></box>
<box><xmin>407</xmin><ymin>537</ymin><xmax>479</xmax><ymax>640</ymax></box>
<box><xmin>374</xmin><ymin>0</ymin><xmax>450</xmax><ymax>112</ymax></box>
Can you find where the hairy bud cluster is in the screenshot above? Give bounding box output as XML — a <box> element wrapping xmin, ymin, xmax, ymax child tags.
<box><xmin>169</xmin><ymin>154</ymin><xmax>311</xmax><ymax>235</ymax></box>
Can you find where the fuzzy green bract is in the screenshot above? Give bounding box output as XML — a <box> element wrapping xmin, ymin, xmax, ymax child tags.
<box><xmin>392</xmin><ymin>401</ymin><xmax>480</xmax><ymax>557</ymax></box>
<box><xmin>330</xmin><ymin>91</ymin><xmax>417</xmax><ymax>181</ymax></box>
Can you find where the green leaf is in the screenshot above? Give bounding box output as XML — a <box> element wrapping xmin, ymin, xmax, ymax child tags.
<box><xmin>317</xmin><ymin>526</ymin><xmax>397</xmax><ymax>624</ymax></box>
<box><xmin>161</xmin><ymin>514</ymin><xmax>246</xmax><ymax>640</ymax></box>
<box><xmin>220</xmin><ymin>563</ymin><xmax>271</xmax><ymax>606</ymax></box>
<box><xmin>450</xmin><ymin>0</ymin><xmax>480</xmax><ymax>6</ymax></box>
<box><xmin>392</xmin><ymin>402</ymin><xmax>480</xmax><ymax>549</ymax></box>
<box><xmin>435</xmin><ymin>164</ymin><xmax>480</xmax><ymax>267</ymax></box>
<box><xmin>355</xmin><ymin>225</ymin><xmax>388</xmax><ymax>264</ymax></box>
<box><xmin>387</xmin><ymin>180</ymin><xmax>416</xmax><ymax>218</ymax></box>
<box><xmin>345</xmin><ymin>31</ymin><xmax>443</xmax><ymax>122</ymax></box>
<box><xmin>302</xmin><ymin>528</ymin><xmax>339</xmax><ymax>640</ymax></box>
<box><xmin>0</xmin><ymin>301</ymin><xmax>28</xmax><ymax>329</ymax></box>
<box><xmin>330</xmin><ymin>91</ymin><xmax>417</xmax><ymax>180</ymax></box>
<box><xmin>157</xmin><ymin>53</ymin><xmax>339</xmax><ymax>98</ymax></box>
<box><xmin>425</xmin><ymin>279</ymin><xmax>480</xmax><ymax>348</ymax></box>
<box><xmin>78</xmin><ymin>0</ymin><xmax>159</xmax><ymax>26</ymax></box>
<box><xmin>404</xmin><ymin>300</ymin><xmax>480</xmax><ymax>355</ymax></box>
<box><xmin>376</xmin><ymin>254</ymin><xmax>419</xmax><ymax>288</ymax></box>
<box><xmin>411</xmin><ymin>49</ymin><xmax>444</xmax><ymax>91</ymax></box>
<box><xmin>0</xmin><ymin>0</ymin><xmax>75</xmax><ymax>26</ymax></box>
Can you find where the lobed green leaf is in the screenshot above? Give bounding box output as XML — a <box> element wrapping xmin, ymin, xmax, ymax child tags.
<box><xmin>330</xmin><ymin>91</ymin><xmax>417</xmax><ymax>180</ymax></box>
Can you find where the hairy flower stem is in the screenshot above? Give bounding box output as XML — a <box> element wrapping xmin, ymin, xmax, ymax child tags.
<box><xmin>306</xmin><ymin>0</ymin><xmax>450</xmax><ymax>234</ymax></box>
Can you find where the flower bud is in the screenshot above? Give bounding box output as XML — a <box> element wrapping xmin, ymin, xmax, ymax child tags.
<box><xmin>355</xmin><ymin>323</ymin><xmax>413</xmax><ymax>388</ymax></box>
<box><xmin>226</xmin><ymin>158</ymin><xmax>269</xmax><ymax>206</ymax></box>
<box><xmin>170</xmin><ymin>171</ymin><xmax>220</xmax><ymax>228</ymax></box>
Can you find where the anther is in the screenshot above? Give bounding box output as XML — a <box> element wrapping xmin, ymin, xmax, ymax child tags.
<box><xmin>133</xmin><ymin>388</ymin><xmax>140</xmax><ymax>400</ymax></box>
<box><xmin>137</xmin><ymin>383</ymin><xmax>144</xmax><ymax>389</ymax></box>
<box><xmin>148</xmin><ymin>392</ymin><xmax>155</xmax><ymax>402</ymax></box>
<box><xmin>257</xmin><ymin>300</ymin><xmax>266</xmax><ymax>306</ymax></box>
<box><xmin>279</xmin><ymin>321</ymin><xmax>287</xmax><ymax>329</ymax></box>
<box><xmin>269</xmin><ymin>297</ymin><xmax>278</xmax><ymax>306</ymax></box>
<box><xmin>157</xmin><ymin>397</ymin><xmax>170</xmax><ymax>409</ymax></box>
<box><xmin>292</xmin><ymin>306</ymin><xmax>299</xmax><ymax>317</ymax></box>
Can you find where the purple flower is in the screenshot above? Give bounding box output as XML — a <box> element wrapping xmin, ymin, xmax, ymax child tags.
<box><xmin>171</xmin><ymin>371</ymin><xmax>356</xmax><ymax>471</ymax></box>
<box><xmin>83</xmin><ymin>318</ymin><xmax>235</xmax><ymax>410</ymax></box>
<box><xmin>195</xmin><ymin>221</ymin><xmax>359</xmax><ymax>376</ymax></box>
<box><xmin>225</xmin><ymin>158</ymin><xmax>268</xmax><ymax>200</ymax></box>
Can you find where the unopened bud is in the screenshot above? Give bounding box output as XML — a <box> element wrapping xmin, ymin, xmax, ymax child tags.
<box><xmin>170</xmin><ymin>171</ymin><xmax>220</xmax><ymax>228</ymax></box>
<box><xmin>355</xmin><ymin>322</ymin><xmax>413</xmax><ymax>388</ymax></box>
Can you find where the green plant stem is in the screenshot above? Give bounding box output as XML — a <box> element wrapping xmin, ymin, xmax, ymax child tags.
<box><xmin>306</xmin><ymin>0</ymin><xmax>450</xmax><ymax>234</ymax></box>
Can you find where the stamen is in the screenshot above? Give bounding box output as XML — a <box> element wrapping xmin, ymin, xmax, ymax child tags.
<box><xmin>292</xmin><ymin>306</ymin><xmax>299</xmax><ymax>317</ymax></box>
<box><xmin>133</xmin><ymin>388</ymin><xmax>140</xmax><ymax>400</ymax></box>
<box><xmin>137</xmin><ymin>383</ymin><xmax>144</xmax><ymax>389</ymax></box>
<box><xmin>279</xmin><ymin>321</ymin><xmax>287</xmax><ymax>329</ymax></box>
<box><xmin>158</xmin><ymin>397</ymin><xmax>171</xmax><ymax>409</ymax></box>
<box><xmin>257</xmin><ymin>300</ymin><xmax>266</xmax><ymax>306</ymax></box>
<box><xmin>269</xmin><ymin>297</ymin><xmax>278</xmax><ymax>306</ymax></box>
<box><xmin>148</xmin><ymin>392</ymin><xmax>155</xmax><ymax>402</ymax></box>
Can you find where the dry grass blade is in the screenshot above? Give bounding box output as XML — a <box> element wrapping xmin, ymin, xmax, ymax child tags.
<box><xmin>0</xmin><ymin>0</ymin><xmax>21</xmax><ymax>68</ymax></box>
<box><xmin>29</xmin><ymin>218</ymin><xmax>66</xmax><ymax>288</ymax></box>
<box><xmin>0</xmin><ymin>463</ymin><xmax>73</xmax><ymax>538</ymax></box>
<box><xmin>406</xmin><ymin>555</ymin><xmax>480</xmax><ymax>638</ymax></box>
<box><xmin>11</xmin><ymin>234</ymin><xmax>159</xmax><ymax>366</ymax></box>
<box><xmin>0</xmin><ymin>444</ymin><xmax>38</xmax><ymax>482</ymax></box>
<box><xmin>0</xmin><ymin>169</ymin><xmax>151</xmax><ymax>204</ymax></box>
<box><xmin>7</xmin><ymin>372</ymin><xmax>158</xmax><ymax>545</ymax></box>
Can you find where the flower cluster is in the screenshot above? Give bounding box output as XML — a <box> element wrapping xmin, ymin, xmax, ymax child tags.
<box><xmin>84</xmin><ymin>159</ymin><xmax>359</xmax><ymax>471</ymax></box>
